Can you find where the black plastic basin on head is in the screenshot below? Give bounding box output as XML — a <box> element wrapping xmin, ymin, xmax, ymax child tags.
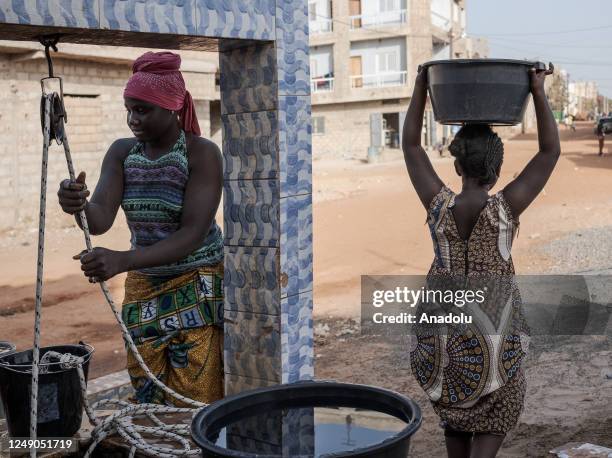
<box><xmin>422</xmin><ymin>59</ymin><xmax>546</xmax><ymax>125</ymax></box>
<box><xmin>192</xmin><ymin>380</ymin><xmax>422</xmax><ymax>458</ymax></box>
<box><xmin>0</xmin><ymin>343</ymin><xmax>94</xmax><ymax>438</ymax></box>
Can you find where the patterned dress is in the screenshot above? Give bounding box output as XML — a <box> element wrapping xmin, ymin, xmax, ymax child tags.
<box><xmin>409</xmin><ymin>186</ymin><xmax>529</xmax><ymax>434</ymax></box>
<box><xmin>120</xmin><ymin>130</ymin><xmax>225</xmax><ymax>405</ymax></box>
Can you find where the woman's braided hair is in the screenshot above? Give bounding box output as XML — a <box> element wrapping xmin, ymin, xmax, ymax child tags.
<box><xmin>449</xmin><ymin>124</ymin><xmax>504</xmax><ymax>186</ymax></box>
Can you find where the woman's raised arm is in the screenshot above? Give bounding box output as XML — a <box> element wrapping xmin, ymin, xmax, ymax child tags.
<box><xmin>503</xmin><ymin>64</ymin><xmax>560</xmax><ymax>217</ymax></box>
<box><xmin>402</xmin><ymin>66</ymin><xmax>444</xmax><ymax>209</ymax></box>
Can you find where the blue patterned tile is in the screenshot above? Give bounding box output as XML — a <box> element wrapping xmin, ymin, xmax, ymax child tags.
<box><xmin>281</xmin><ymin>291</ymin><xmax>314</xmax><ymax>383</ymax></box>
<box><xmin>220</xmin><ymin>42</ymin><xmax>277</xmax><ymax>115</ymax></box>
<box><xmin>0</xmin><ymin>0</ymin><xmax>99</xmax><ymax>27</ymax></box>
<box><xmin>279</xmin><ymin>96</ymin><xmax>312</xmax><ymax>197</ymax></box>
<box><xmin>275</xmin><ymin>0</ymin><xmax>310</xmax><ymax>95</ymax></box>
<box><xmin>224</xmin><ymin>246</ymin><xmax>280</xmax><ymax>315</ymax></box>
<box><xmin>195</xmin><ymin>0</ymin><xmax>274</xmax><ymax>40</ymax></box>
<box><xmin>226</xmin><ymin>410</ymin><xmax>282</xmax><ymax>454</ymax></box>
<box><xmin>225</xmin><ymin>373</ymin><xmax>280</xmax><ymax>396</ymax></box>
<box><xmin>282</xmin><ymin>407</ymin><xmax>314</xmax><ymax>457</ymax></box>
<box><xmin>100</xmin><ymin>0</ymin><xmax>196</xmax><ymax>34</ymax></box>
<box><xmin>224</xmin><ymin>180</ymin><xmax>280</xmax><ymax>247</ymax></box>
<box><xmin>222</xmin><ymin>111</ymin><xmax>279</xmax><ymax>181</ymax></box>
<box><xmin>280</xmin><ymin>193</ymin><xmax>313</xmax><ymax>298</ymax></box>
<box><xmin>224</xmin><ymin>310</ymin><xmax>281</xmax><ymax>381</ymax></box>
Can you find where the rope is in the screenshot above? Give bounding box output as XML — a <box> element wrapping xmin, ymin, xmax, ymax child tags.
<box><xmin>58</xmin><ymin>100</ymin><xmax>206</xmax><ymax>408</ymax></box>
<box><xmin>41</xmin><ymin>351</ymin><xmax>202</xmax><ymax>457</ymax></box>
<box><xmin>28</xmin><ymin>92</ymin><xmax>52</xmax><ymax>458</ymax></box>
<box><xmin>30</xmin><ymin>55</ymin><xmax>209</xmax><ymax>456</ymax></box>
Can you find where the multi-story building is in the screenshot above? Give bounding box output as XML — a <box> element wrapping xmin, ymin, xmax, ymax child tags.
<box><xmin>568</xmin><ymin>80</ymin><xmax>599</xmax><ymax>119</ymax></box>
<box><xmin>308</xmin><ymin>0</ymin><xmax>487</xmax><ymax>158</ymax></box>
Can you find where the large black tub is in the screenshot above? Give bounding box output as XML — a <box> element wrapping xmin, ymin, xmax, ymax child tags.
<box><xmin>422</xmin><ymin>59</ymin><xmax>546</xmax><ymax>125</ymax></box>
<box><xmin>0</xmin><ymin>342</ymin><xmax>15</xmax><ymax>357</ymax></box>
<box><xmin>0</xmin><ymin>343</ymin><xmax>93</xmax><ymax>438</ymax></box>
<box><xmin>192</xmin><ymin>381</ymin><xmax>422</xmax><ymax>457</ymax></box>
<box><xmin>0</xmin><ymin>341</ymin><xmax>16</xmax><ymax>418</ymax></box>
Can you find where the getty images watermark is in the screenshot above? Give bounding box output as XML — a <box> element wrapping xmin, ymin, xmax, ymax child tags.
<box><xmin>371</xmin><ymin>284</ymin><xmax>486</xmax><ymax>324</ymax></box>
<box><xmin>361</xmin><ymin>275</ymin><xmax>612</xmax><ymax>336</ymax></box>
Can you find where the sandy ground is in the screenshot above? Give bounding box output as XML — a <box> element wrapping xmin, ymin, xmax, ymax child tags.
<box><xmin>0</xmin><ymin>122</ymin><xmax>610</xmax><ymax>456</ymax></box>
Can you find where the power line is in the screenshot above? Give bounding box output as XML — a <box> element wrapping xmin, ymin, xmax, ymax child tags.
<box><xmin>471</xmin><ymin>24</ymin><xmax>612</xmax><ymax>37</ymax></box>
<box><xmin>487</xmin><ymin>41</ymin><xmax>612</xmax><ymax>67</ymax></box>
<box><xmin>487</xmin><ymin>36</ymin><xmax>612</xmax><ymax>50</ymax></box>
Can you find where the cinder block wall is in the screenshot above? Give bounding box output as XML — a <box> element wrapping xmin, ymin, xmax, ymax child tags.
<box><xmin>312</xmin><ymin>99</ymin><xmax>410</xmax><ymax>157</ymax></box>
<box><xmin>0</xmin><ymin>54</ymin><xmax>217</xmax><ymax>231</ymax></box>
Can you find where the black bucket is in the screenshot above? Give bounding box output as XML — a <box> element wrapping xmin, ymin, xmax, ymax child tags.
<box><xmin>0</xmin><ymin>343</ymin><xmax>94</xmax><ymax>438</ymax></box>
<box><xmin>0</xmin><ymin>342</ymin><xmax>15</xmax><ymax>357</ymax></box>
<box><xmin>422</xmin><ymin>59</ymin><xmax>546</xmax><ymax>125</ymax></box>
<box><xmin>192</xmin><ymin>380</ymin><xmax>422</xmax><ymax>457</ymax></box>
<box><xmin>0</xmin><ymin>341</ymin><xmax>16</xmax><ymax>418</ymax></box>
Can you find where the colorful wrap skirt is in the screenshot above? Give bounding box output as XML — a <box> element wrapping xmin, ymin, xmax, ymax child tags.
<box><xmin>121</xmin><ymin>264</ymin><xmax>224</xmax><ymax>406</ymax></box>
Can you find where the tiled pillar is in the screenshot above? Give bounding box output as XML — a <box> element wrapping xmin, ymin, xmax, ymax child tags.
<box><xmin>220</xmin><ymin>0</ymin><xmax>313</xmax><ymax>396</ymax></box>
<box><xmin>0</xmin><ymin>0</ymin><xmax>315</xmax><ymax>437</ymax></box>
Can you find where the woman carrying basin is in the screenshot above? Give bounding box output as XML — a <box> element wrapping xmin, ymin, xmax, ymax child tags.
<box><xmin>402</xmin><ymin>61</ymin><xmax>559</xmax><ymax>458</ymax></box>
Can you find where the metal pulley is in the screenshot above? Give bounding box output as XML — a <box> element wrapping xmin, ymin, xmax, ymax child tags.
<box><xmin>38</xmin><ymin>34</ymin><xmax>67</xmax><ymax>145</ymax></box>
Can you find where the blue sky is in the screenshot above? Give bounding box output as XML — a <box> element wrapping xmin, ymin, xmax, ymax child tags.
<box><xmin>467</xmin><ymin>0</ymin><xmax>612</xmax><ymax>97</ymax></box>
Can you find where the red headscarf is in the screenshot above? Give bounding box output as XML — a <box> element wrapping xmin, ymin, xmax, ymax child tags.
<box><xmin>123</xmin><ymin>51</ymin><xmax>201</xmax><ymax>136</ymax></box>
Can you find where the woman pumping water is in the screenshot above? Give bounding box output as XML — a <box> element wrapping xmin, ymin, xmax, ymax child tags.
<box><xmin>57</xmin><ymin>51</ymin><xmax>224</xmax><ymax>406</ymax></box>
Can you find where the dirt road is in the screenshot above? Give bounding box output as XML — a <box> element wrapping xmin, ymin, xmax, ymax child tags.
<box><xmin>1</xmin><ymin>122</ymin><xmax>610</xmax><ymax>373</ymax></box>
<box><xmin>0</xmin><ymin>122</ymin><xmax>610</xmax><ymax>456</ymax></box>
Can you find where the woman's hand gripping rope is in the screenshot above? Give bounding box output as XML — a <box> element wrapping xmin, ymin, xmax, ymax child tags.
<box><xmin>73</xmin><ymin>247</ymin><xmax>129</xmax><ymax>283</ymax></box>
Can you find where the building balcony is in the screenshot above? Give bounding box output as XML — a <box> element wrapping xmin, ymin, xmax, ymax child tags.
<box><xmin>431</xmin><ymin>10</ymin><xmax>451</xmax><ymax>31</ymax></box>
<box><xmin>311</xmin><ymin>76</ymin><xmax>334</xmax><ymax>93</ymax></box>
<box><xmin>349</xmin><ymin>10</ymin><xmax>407</xmax><ymax>30</ymax></box>
<box><xmin>309</xmin><ymin>17</ymin><xmax>333</xmax><ymax>34</ymax></box>
<box><xmin>350</xmin><ymin>71</ymin><xmax>407</xmax><ymax>89</ymax></box>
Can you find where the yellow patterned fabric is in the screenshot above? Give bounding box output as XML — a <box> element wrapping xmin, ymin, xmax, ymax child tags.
<box><xmin>122</xmin><ymin>265</ymin><xmax>224</xmax><ymax>406</ymax></box>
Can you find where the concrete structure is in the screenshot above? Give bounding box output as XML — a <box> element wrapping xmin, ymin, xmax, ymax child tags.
<box><xmin>0</xmin><ymin>3</ymin><xmax>314</xmax><ymax>452</ymax></box>
<box><xmin>453</xmin><ymin>35</ymin><xmax>489</xmax><ymax>59</ymax></box>
<box><xmin>308</xmin><ymin>0</ymin><xmax>480</xmax><ymax>158</ymax></box>
<box><xmin>569</xmin><ymin>80</ymin><xmax>599</xmax><ymax>119</ymax></box>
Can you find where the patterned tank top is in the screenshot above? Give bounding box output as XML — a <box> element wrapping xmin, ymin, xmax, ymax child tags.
<box><xmin>121</xmin><ymin>130</ymin><xmax>223</xmax><ymax>276</ymax></box>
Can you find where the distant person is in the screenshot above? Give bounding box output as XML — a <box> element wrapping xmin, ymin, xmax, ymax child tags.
<box><xmin>402</xmin><ymin>63</ymin><xmax>558</xmax><ymax>458</ymax></box>
<box><xmin>597</xmin><ymin>118</ymin><xmax>606</xmax><ymax>156</ymax></box>
<box><xmin>565</xmin><ymin>114</ymin><xmax>576</xmax><ymax>132</ymax></box>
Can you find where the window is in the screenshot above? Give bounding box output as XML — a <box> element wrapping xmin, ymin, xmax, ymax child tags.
<box><xmin>310</xmin><ymin>58</ymin><xmax>318</xmax><ymax>78</ymax></box>
<box><xmin>376</xmin><ymin>51</ymin><xmax>398</xmax><ymax>73</ymax></box>
<box><xmin>308</xmin><ymin>2</ymin><xmax>317</xmax><ymax>21</ymax></box>
<box><xmin>380</xmin><ymin>0</ymin><xmax>398</xmax><ymax>11</ymax></box>
<box><xmin>312</xmin><ymin>116</ymin><xmax>325</xmax><ymax>135</ymax></box>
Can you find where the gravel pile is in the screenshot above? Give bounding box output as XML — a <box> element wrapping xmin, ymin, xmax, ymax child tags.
<box><xmin>541</xmin><ymin>225</ymin><xmax>612</xmax><ymax>274</ymax></box>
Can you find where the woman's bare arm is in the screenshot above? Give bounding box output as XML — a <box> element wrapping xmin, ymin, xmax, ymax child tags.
<box><xmin>402</xmin><ymin>66</ymin><xmax>444</xmax><ymax>209</ymax></box>
<box><xmin>503</xmin><ymin>64</ymin><xmax>560</xmax><ymax>217</ymax></box>
<box><xmin>58</xmin><ymin>139</ymin><xmax>131</xmax><ymax>235</ymax></box>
